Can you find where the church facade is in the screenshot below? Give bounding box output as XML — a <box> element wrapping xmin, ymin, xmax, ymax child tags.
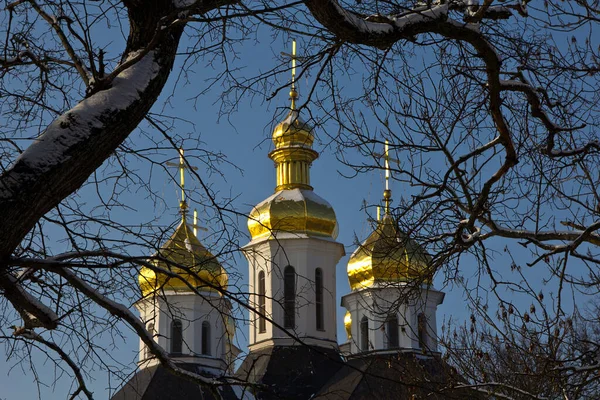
<box><xmin>112</xmin><ymin>50</ymin><xmax>475</xmax><ymax>400</ymax></box>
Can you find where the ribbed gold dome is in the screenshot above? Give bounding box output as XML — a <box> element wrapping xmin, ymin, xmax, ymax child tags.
<box><xmin>347</xmin><ymin>214</ymin><xmax>432</xmax><ymax>291</ymax></box>
<box><xmin>269</xmin><ymin>110</ymin><xmax>318</xmax><ymax>192</ymax></box>
<box><xmin>139</xmin><ymin>221</ymin><xmax>228</xmax><ymax>297</ymax></box>
<box><xmin>248</xmin><ymin>188</ymin><xmax>338</xmax><ymax>240</ymax></box>
<box><xmin>272</xmin><ymin>110</ymin><xmax>314</xmax><ymax>149</ymax></box>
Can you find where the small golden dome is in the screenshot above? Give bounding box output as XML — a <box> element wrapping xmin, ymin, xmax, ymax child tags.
<box><xmin>344</xmin><ymin>311</ymin><xmax>352</xmax><ymax>340</ymax></box>
<box><xmin>248</xmin><ymin>188</ymin><xmax>338</xmax><ymax>240</ymax></box>
<box><xmin>272</xmin><ymin>110</ymin><xmax>314</xmax><ymax>149</ymax></box>
<box><xmin>139</xmin><ymin>221</ymin><xmax>228</xmax><ymax>297</ymax></box>
<box><xmin>347</xmin><ymin>214</ymin><xmax>432</xmax><ymax>291</ymax></box>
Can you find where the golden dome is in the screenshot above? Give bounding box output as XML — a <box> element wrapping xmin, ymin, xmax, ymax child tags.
<box><xmin>248</xmin><ymin>188</ymin><xmax>338</xmax><ymax>240</ymax></box>
<box><xmin>139</xmin><ymin>221</ymin><xmax>228</xmax><ymax>297</ymax></box>
<box><xmin>347</xmin><ymin>214</ymin><xmax>432</xmax><ymax>291</ymax></box>
<box><xmin>344</xmin><ymin>311</ymin><xmax>352</xmax><ymax>340</ymax></box>
<box><xmin>272</xmin><ymin>110</ymin><xmax>314</xmax><ymax>149</ymax></box>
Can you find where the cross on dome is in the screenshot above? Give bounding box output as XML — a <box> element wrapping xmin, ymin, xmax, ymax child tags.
<box><xmin>281</xmin><ymin>39</ymin><xmax>304</xmax><ymax>110</ymax></box>
<box><xmin>165</xmin><ymin>148</ymin><xmax>207</xmax><ymax>236</ymax></box>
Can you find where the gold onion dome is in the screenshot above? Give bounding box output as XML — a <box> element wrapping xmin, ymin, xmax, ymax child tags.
<box><xmin>247</xmin><ymin>110</ymin><xmax>338</xmax><ymax>240</ymax></box>
<box><xmin>139</xmin><ymin>220</ymin><xmax>228</xmax><ymax>297</ymax></box>
<box><xmin>347</xmin><ymin>213</ymin><xmax>432</xmax><ymax>291</ymax></box>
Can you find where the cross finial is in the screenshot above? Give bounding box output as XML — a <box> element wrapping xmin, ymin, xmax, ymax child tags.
<box><xmin>281</xmin><ymin>39</ymin><xmax>300</xmax><ymax>110</ymax></box>
<box><xmin>383</xmin><ymin>140</ymin><xmax>393</xmax><ymax>215</ymax></box>
<box><xmin>373</xmin><ymin>140</ymin><xmax>397</xmax><ymax>219</ymax></box>
<box><xmin>166</xmin><ymin>147</ymin><xmax>198</xmax><ymax>220</ymax></box>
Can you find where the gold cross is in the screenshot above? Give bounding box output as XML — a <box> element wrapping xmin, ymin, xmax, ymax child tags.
<box><xmin>374</xmin><ymin>140</ymin><xmax>399</xmax><ymax>217</ymax></box>
<box><xmin>166</xmin><ymin>148</ymin><xmax>198</xmax><ymax>217</ymax></box>
<box><xmin>281</xmin><ymin>39</ymin><xmax>304</xmax><ymax>110</ymax></box>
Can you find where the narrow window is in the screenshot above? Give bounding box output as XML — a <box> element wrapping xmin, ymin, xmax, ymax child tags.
<box><xmin>386</xmin><ymin>316</ymin><xmax>399</xmax><ymax>349</ymax></box>
<box><xmin>360</xmin><ymin>316</ymin><xmax>369</xmax><ymax>352</ymax></box>
<box><xmin>171</xmin><ymin>319</ymin><xmax>183</xmax><ymax>354</ymax></box>
<box><xmin>284</xmin><ymin>266</ymin><xmax>296</xmax><ymax>329</ymax></box>
<box><xmin>418</xmin><ymin>313</ymin><xmax>427</xmax><ymax>349</ymax></box>
<box><xmin>258</xmin><ymin>270</ymin><xmax>266</xmax><ymax>333</ymax></box>
<box><xmin>146</xmin><ymin>323</ymin><xmax>155</xmax><ymax>359</ymax></box>
<box><xmin>315</xmin><ymin>268</ymin><xmax>324</xmax><ymax>331</ymax></box>
<box><xmin>201</xmin><ymin>321</ymin><xmax>211</xmax><ymax>355</ymax></box>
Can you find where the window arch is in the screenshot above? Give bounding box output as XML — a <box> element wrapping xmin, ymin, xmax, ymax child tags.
<box><xmin>284</xmin><ymin>266</ymin><xmax>296</xmax><ymax>329</ymax></box>
<box><xmin>201</xmin><ymin>321</ymin><xmax>211</xmax><ymax>355</ymax></box>
<box><xmin>315</xmin><ymin>268</ymin><xmax>324</xmax><ymax>331</ymax></box>
<box><xmin>386</xmin><ymin>315</ymin><xmax>399</xmax><ymax>349</ymax></box>
<box><xmin>171</xmin><ymin>319</ymin><xmax>183</xmax><ymax>354</ymax></box>
<box><xmin>145</xmin><ymin>323</ymin><xmax>155</xmax><ymax>359</ymax></box>
<box><xmin>417</xmin><ymin>313</ymin><xmax>427</xmax><ymax>349</ymax></box>
<box><xmin>258</xmin><ymin>270</ymin><xmax>266</xmax><ymax>333</ymax></box>
<box><xmin>360</xmin><ymin>316</ymin><xmax>369</xmax><ymax>352</ymax></box>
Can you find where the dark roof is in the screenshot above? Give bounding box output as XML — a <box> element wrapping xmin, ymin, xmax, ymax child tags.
<box><xmin>111</xmin><ymin>349</ymin><xmax>481</xmax><ymax>400</ymax></box>
<box><xmin>235</xmin><ymin>345</ymin><xmax>345</xmax><ymax>400</ymax></box>
<box><xmin>111</xmin><ymin>362</ymin><xmax>238</xmax><ymax>400</ymax></box>
<box><xmin>314</xmin><ymin>352</ymin><xmax>481</xmax><ymax>400</ymax></box>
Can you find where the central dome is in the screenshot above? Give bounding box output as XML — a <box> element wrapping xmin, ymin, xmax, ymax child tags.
<box><xmin>248</xmin><ymin>103</ymin><xmax>339</xmax><ymax>240</ymax></box>
<box><xmin>347</xmin><ymin>214</ymin><xmax>432</xmax><ymax>291</ymax></box>
<box><xmin>139</xmin><ymin>221</ymin><xmax>228</xmax><ymax>297</ymax></box>
<box><xmin>248</xmin><ymin>188</ymin><xmax>338</xmax><ymax>240</ymax></box>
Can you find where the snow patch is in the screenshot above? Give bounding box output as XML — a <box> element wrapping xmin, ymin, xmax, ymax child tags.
<box><xmin>334</xmin><ymin>3</ymin><xmax>448</xmax><ymax>35</ymax></box>
<box><xmin>173</xmin><ymin>0</ymin><xmax>196</xmax><ymax>7</ymax></box>
<box><xmin>391</xmin><ymin>4</ymin><xmax>448</xmax><ymax>29</ymax></box>
<box><xmin>302</xmin><ymin>190</ymin><xmax>334</xmax><ymax>208</ymax></box>
<box><xmin>252</xmin><ymin>189</ymin><xmax>333</xmax><ymax>209</ymax></box>
<box><xmin>4</xmin><ymin>51</ymin><xmax>160</xmax><ymax>188</ymax></box>
<box><xmin>8</xmin><ymin>273</ymin><xmax>59</xmax><ymax>325</ymax></box>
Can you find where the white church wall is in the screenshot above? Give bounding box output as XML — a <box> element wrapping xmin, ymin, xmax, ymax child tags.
<box><xmin>341</xmin><ymin>284</ymin><xmax>444</xmax><ymax>356</ymax></box>
<box><xmin>135</xmin><ymin>290</ymin><xmax>230</xmax><ymax>372</ymax></box>
<box><xmin>244</xmin><ymin>236</ymin><xmax>344</xmax><ymax>351</ymax></box>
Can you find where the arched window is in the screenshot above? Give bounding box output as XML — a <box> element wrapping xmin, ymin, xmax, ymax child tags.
<box><xmin>145</xmin><ymin>323</ymin><xmax>155</xmax><ymax>359</ymax></box>
<box><xmin>417</xmin><ymin>313</ymin><xmax>427</xmax><ymax>349</ymax></box>
<box><xmin>360</xmin><ymin>316</ymin><xmax>369</xmax><ymax>352</ymax></box>
<box><xmin>258</xmin><ymin>270</ymin><xmax>266</xmax><ymax>333</ymax></box>
<box><xmin>284</xmin><ymin>266</ymin><xmax>296</xmax><ymax>329</ymax></box>
<box><xmin>386</xmin><ymin>315</ymin><xmax>399</xmax><ymax>349</ymax></box>
<box><xmin>171</xmin><ymin>319</ymin><xmax>183</xmax><ymax>354</ymax></box>
<box><xmin>315</xmin><ymin>268</ymin><xmax>324</xmax><ymax>331</ymax></box>
<box><xmin>201</xmin><ymin>321</ymin><xmax>211</xmax><ymax>355</ymax></box>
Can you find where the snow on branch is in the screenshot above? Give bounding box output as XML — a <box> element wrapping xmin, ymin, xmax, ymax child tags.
<box><xmin>0</xmin><ymin>50</ymin><xmax>159</xmax><ymax>199</ymax></box>
<box><xmin>336</xmin><ymin>3</ymin><xmax>449</xmax><ymax>36</ymax></box>
<box><xmin>303</xmin><ymin>0</ymin><xmax>451</xmax><ymax>49</ymax></box>
<box><xmin>0</xmin><ymin>50</ymin><xmax>48</xmax><ymax>71</ymax></box>
<box><xmin>0</xmin><ymin>272</ymin><xmax>59</xmax><ymax>330</ymax></box>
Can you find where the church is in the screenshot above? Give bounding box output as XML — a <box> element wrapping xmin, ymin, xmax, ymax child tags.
<box><xmin>112</xmin><ymin>44</ymin><xmax>475</xmax><ymax>400</ymax></box>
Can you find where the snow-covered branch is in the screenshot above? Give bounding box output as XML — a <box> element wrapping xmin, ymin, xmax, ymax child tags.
<box><xmin>0</xmin><ymin>272</ymin><xmax>59</xmax><ymax>330</ymax></box>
